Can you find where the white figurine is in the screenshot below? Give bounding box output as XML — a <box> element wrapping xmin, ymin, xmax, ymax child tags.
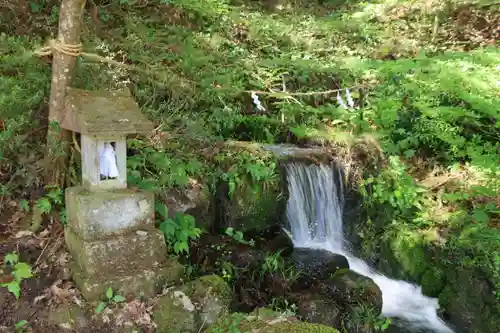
<box><xmin>98</xmin><ymin>142</ymin><xmax>119</xmax><ymax>178</ymax></box>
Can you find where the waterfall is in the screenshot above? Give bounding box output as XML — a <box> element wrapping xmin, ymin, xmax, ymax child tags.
<box><xmin>284</xmin><ymin>162</ymin><xmax>455</xmax><ymax>333</ymax></box>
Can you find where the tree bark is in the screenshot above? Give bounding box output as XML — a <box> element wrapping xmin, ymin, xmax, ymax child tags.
<box><xmin>45</xmin><ymin>0</ymin><xmax>87</xmax><ymax>188</ymax></box>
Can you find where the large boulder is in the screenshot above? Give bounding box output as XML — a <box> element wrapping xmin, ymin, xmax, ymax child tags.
<box><xmin>153</xmin><ymin>275</ymin><xmax>232</xmax><ymax>333</ymax></box>
<box><xmin>163</xmin><ymin>181</ymin><xmax>214</xmax><ymax>231</ymax></box>
<box><xmin>420</xmin><ymin>266</ymin><xmax>445</xmax><ymax>297</ymax></box>
<box><xmin>265</xmin><ymin>230</ymin><xmax>294</xmax><ymax>256</ymax></box>
<box><xmin>289</xmin><ymin>270</ymin><xmax>382</xmax><ymax>331</ymax></box>
<box><xmin>215</xmin><ymin>178</ymin><xmax>285</xmax><ymax>234</ymax></box>
<box><xmin>439</xmin><ymin>268</ymin><xmax>499</xmax><ymax>333</ymax></box>
<box><xmin>293</xmin><ymin>248</ymin><xmax>349</xmax><ymax>280</ymax></box>
<box><xmin>323</xmin><ymin>270</ymin><xmax>383</xmax><ymax>315</ymax></box>
<box><xmin>295</xmin><ymin>293</ymin><xmax>342</xmax><ymax>328</ymax></box>
<box><xmin>213</xmin><ymin>143</ymin><xmax>287</xmax><ymax>234</ymax></box>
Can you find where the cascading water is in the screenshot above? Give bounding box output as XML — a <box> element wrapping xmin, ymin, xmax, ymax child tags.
<box><xmin>284</xmin><ymin>162</ymin><xmax>455</xmax><ymax>333</ymax></box>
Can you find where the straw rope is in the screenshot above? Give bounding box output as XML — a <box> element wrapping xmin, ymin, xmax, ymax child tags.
<box><xmin>34</xmin><ymin>39</ymin><xmax>83</xmax><ymax>57</ymax></box>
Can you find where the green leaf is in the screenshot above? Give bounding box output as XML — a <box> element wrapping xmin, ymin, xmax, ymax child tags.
<box><xmin>404</xmin><ymin>149</ymin><xmax>415</xmax><ymax>158</ymax></box>
<box><xmin>47</xmin><ymin>189</ymin><xmax>62</xmax><ymax>204</ymax></box>
<box><xmin>19</xmin><ymin>200</ymin><xmax>30</xmax><ymax>212</ymax></box>
<box><xmin>155</xmin><ymin>202</ymin><xmax>168</xmax><ymax>218</ymax></box>
<box><xmin>6</xmin><ymin>281</ymin><xmax>21</xmax><ymax>299</ymax></box>
<box><xmin>13</xmin><ymin>263</ymin><xmax>33</xmax><ymax>280</ymax></box>
<box><xmin>5</xmin><ymin>253</ymin><xmax>19</xmax><ymax>265</ymax></box>
<box><xmin>472</xmin><ymin>209</ymin><xmax>489</xmax><ymax>224</ymax></box>
<box><xmin>106</xmin><ymin>287</ymin><xmax>113</xmax><ymax>299</ymax></box>
<box><xmin>159</xmin><ymin>220</ymin><xmax>177</xmax><ymax>237</ymax></box>
<box><xmin>15</xmin><ymin>320</ymin><xmax>28</xmax><ymax>329</ymax></box>
<box><xmin>112</xmin><ymin>295</ymin><xmax>126</xmax><ymax>303</ymax></box>
<box><xmin>36</xmin><ymin>197</ymin><xmax>52</xmax><ymax>214</ymax></box>
<box><xmin>95</xmin><ymin>302</ymin><xmax>106</xmax><ymax>313</ymax></box>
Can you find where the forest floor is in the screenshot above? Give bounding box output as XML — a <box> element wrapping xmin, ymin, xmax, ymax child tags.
<box><xmin>1</xmin><ymin>0</ymin><xmax>499</xmax><ymax>332</ymax></box>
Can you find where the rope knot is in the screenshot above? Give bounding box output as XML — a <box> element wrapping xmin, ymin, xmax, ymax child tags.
<box><xmin>34</xmin><ymin>39</ymin><xmax>83</xmax><ymax>57</ymax></box>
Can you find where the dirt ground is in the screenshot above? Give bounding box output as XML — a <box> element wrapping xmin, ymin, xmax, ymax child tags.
<box><xmin>0</xmin><ymin>208</ymin><xmax>143</xmax><ymax>333</ymax></box>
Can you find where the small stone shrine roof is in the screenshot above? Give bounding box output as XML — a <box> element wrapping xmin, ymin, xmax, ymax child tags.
<box><xmin>55</xmin><ymin>87</ymin><xmax>154</xmax><ymax>136</ymax></box>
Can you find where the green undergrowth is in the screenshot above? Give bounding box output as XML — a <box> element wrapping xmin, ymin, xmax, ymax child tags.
<box><xmin>0</xmin><ymin>0</ymin><xmax>498</xmax><ymax>323</ymax></box>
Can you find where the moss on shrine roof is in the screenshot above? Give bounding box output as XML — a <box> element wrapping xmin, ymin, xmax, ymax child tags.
<box><xmin>58</xmin><ymin>87</ymin><xmax>154</xmax><ymax>136</ymax></box>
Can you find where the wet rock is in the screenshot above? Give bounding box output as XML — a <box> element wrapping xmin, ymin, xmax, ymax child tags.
<box><xmin>153</xmin><ymin>275</ymin><xmax>232</xmax><ymax>333</ymax></box>
<box><xmin>266</xmin><ymin>230</ymin><xmax>294</xmax><ymax>256</ymax></box>
<box><xmin>292</xmin><ymin>248</ymin><xmax>349</xmax><ymax>280</ymax></box>
<box><xmin>323</xmin><ymin>270</ymin><xmax>383</xmax><ymax>315</ymax></box>
<box><xmin>230</xmin><ymin>247</ymin><xmax>263</xmax><ymax>269</ymax></box>
<box><xmin>296</xmin><ymin>293</ymin><xmax>342</xmax><ymax>327</ymax></box>
<box><xmin>216</xmin><ymin>167</ymin><xmax>286</xmax><ymax>233</ymax></box>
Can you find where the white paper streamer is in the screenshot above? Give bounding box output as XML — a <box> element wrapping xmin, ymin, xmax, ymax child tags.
<box><xmin>251</xmin><ymin>92</ymin><xmax>266</xmax><ymax>112</ymax></box>
<box><xmin>98</xmin><ymin>142</ymin><xmax>119</xmax><ymax>178</ymax></box>
<box><xmin>337</xmin><ymin>92</ymin><xmax>348</xmax><ymax>109</ymax></box>
<box><xmin>345</xmin><ymin>88</ymin><xmax>355</xmax><ymax>108</ymax></box>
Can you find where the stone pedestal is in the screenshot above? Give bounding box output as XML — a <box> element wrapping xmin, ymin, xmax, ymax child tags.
<box><xmin>65</xmin><ymin>187</ymin><xmax>183</xmax><ymax>301</ymax></box>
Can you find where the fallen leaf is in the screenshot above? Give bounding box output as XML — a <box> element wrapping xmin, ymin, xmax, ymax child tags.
<box><xmin>34</xmin><ymin>294</ymin><xmax>48</xmax><ymax>304</ymax></box>
<box><xmin>9</xmin><ymin>211</ymin><xmax>26</xmax><ymax>224</ymax></box>
<box><xmin>14</xmin><ymin>230</ymin><xmax>33</xmax><ymax>238</ymax></box>
<box><xmin>49</xmin><ymin>280</ymin><xmax>79</xmax><ymax>303</ymax></box>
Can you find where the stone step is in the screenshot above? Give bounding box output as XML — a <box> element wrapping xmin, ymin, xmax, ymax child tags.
<box><xmin>65</xmin><ymin>227</ymin><xmax>167</xmax><ymax>276</ymax></box>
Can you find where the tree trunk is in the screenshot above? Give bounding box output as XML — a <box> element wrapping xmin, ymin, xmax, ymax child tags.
<box><xmin>45</xmin><ymin>0</ymin><xmax>87</xmax><ymax>188</ymax></box>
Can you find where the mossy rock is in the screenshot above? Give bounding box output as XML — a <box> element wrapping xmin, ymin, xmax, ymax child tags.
<box><xmin>182</xmin><ymin>274</ymin><xmax>232</xmax><ymax>303</ymax></box>
<box><xmin>207</xmin><ymin>313</ymin><xmax>341</xmax><ymax>333</ymax></box>
<box><xmin>251</xmin><ymin>307</ymin><xmax>282</xmax><ymax>321</ymax></box>
<box><xmin>153</xmin><ymin>275</ymin><xmax>232</xmax><ymax>333</ymax></box>
<box><xmin>153</xmin><ymin>290</ymin><xmax>198</xmax><ymax>333</ymax></box>
<box><xmin>438</xmin><ymin>268</ymin><xmax>499</xmax><ymax>333</ymax></box>
<box><xmin>216</xmin><ymin>177</ymin><xmax>285</xmax><ymax>233</ymax></box>
<box><xmin>47</xmin><ymin>304</ymin><xmax>88</xmax><ymax>329</ymax></box>
<box><xmin>420</xmin><ymin>267</ymin><xmax>445</xmax><ymax>297</ymax></box>
<box><xmin>183</xmin><ymin>275</ymin><xmax>233</xmax><ymax>327</ymax></box>
<box><xmin>296</xmin><ymin>294</ymin><xmax>342</xmax><ymax>327</ymax></box>
<box><xmin>390</xmin><ymin>232</ymin><xmax>429</xmax><ymax>281</ymax></box>
<box><xmin>326</xmin><ymin>270</ymin><xmax>383</xmax><ymax>315</ymax></box>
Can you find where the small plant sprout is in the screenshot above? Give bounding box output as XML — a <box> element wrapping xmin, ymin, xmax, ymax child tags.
<box><xmin>1</xmin><ymin>253</ymin><xmax>33</xmax><ymax>299</ymax></box>
<box><xmin>157</xmin><ymin>203</ymin><xmax>202</xmax><ymax>255</ymax></box>
<box><xmin>225</xmin><ymin>227</ymin><xmax>254</xmax><ymax>246</ymax></box>
<box><xmin>95</xmin><ymin>287</ymin><xmax>126</xmax><ymax>313</ymax></box>
<box><xmin>15</xmin><ymin>320</ymin><xmax>29</xmax><ymax>333</ymax></box>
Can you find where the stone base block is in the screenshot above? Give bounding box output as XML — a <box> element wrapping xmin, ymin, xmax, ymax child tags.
<box><xmin>65</xmin><ymin>186</ymin><xmax>155</xmax><ymax>240</ymax></box>
<box><xmin>65</xmin><ymin>227</ymin><xmax>167</xmax><ymax>276</ymax></box>
<box><xmin>71</xmin><ymin>259</ymin><xmax>184</xmax><ymax>302</ymax></box>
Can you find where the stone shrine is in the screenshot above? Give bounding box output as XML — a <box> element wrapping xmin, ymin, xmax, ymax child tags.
<box><xmin>60</xmin><ymin>88</ymin><xmax>182</xmax><ymax>301</ymax></box>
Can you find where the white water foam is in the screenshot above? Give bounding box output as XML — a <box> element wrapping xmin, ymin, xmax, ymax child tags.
<box><xmin>284</xmin><ymin>162</ymin><xmax>454</xmax><ymax>333</ymax></box>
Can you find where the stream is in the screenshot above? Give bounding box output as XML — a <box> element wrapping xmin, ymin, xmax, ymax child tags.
<box><xmin>283</xmin><ymin>162</ymin><xmax>455</xmax><ymax>333</ymax></box>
